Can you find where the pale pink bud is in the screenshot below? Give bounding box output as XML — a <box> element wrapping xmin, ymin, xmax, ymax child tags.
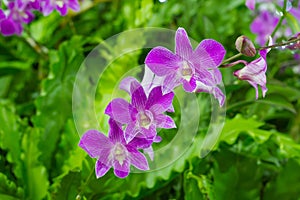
<box><xmin>235</xmin><ymin>36</ymin><xmax>257</xmax><ymax>57</ymax></box>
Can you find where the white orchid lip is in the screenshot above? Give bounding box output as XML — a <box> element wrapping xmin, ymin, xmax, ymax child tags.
<box><xmin>110</xmin><ymin>143</ymin><xmax>128</xmax><ymax>166</ymax></box>
<box><xmin>137</xmin><ymin>110</ymin><xmax>153</xmax><ymax>129</ymax></box>
<box><xmin>180</xmin><ymin>60</ymin><xmax>193</xmax><ymax>81</ymax></box>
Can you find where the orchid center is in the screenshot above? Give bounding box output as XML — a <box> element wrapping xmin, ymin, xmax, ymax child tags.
<box><xmin>111</xmin><ymin>143</ymin><xmax>127</xmax><ymax>166</ymax></box>
<box><xmin>55</xmin><ymin>0</ymin><xmax>64</xmax><ymax>8</ymax></box>
<box><xmin>180</xmin><ymin>61</ymin><xmax>193</xmax><ymax>80</ymax></box>
<box><xmin>137</xmin><ymin>111</ymin><xmax>153</xmax><ymax>129</ymax></box>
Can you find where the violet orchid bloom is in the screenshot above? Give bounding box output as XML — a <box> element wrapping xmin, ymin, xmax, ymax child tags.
<box><xmin>78</xmin><ymin>119</ymin><xmax>149</xmax><ymax>178</ymax></box>
<box><xmin>105</xmin><ymin>79</ymin><xmax>176</xmax><ymax>143</ymax></box>
<box><xmin>250</xmin><ymin>11</ymin><xmax>279</xmax><ymax>46</ymax></box>
<box><xmin>145</xmin><ymin>27</ymin><xmax>226</xmax><ymax>106</ymax></box>
<box><xmin>233</xmin><ymin>49</ymin><xmax>269</xmax><ymax>99</ymax></box>
<box><xmin>0</xmin><ymin>2</ymin><xmax>35</xmax><ymax>36</ymax></box>
<box><xmin>42</xmin><ymin>0</ymin><xmax>80</xmax><ymax>16</ymax></box>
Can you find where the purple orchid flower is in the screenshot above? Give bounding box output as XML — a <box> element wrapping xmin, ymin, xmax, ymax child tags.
<box><xmin>0</xmin><ymin>2</ymin><xmax>35</xmax><ymax>36</ymax></box>
<box><xmin>145</xmin><ymin>27</ymin><xmax>226</xmax><ymax>106</ymax></box>
<box><xmin>105</xmin><ymin>78</ymin><xmax>176</xmax><ymax>143</ymax></box>
<box><xmin>250</xmin><ymin>11</ymin><xmax>279</xmax><ymax>46</ymax></box>
<box><xmin>78</xmin><ymin>119</ymin><xmax>149</xmax><ymax>178</ymax></box>
<box><xmin>233</xmin><ymin>49</ymin><xmax>269</xmax><ymax>99</ymax></box>
<box><xmin>42</xmin><ymin>0</ymin><xmax>80</xmax><ymax>16</ymax></box>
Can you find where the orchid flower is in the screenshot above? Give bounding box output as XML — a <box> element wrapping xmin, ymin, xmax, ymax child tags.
<box><xmin>105</xmin><ymin>78</ymin><xmax>176</xmax><ymax>143</ymax></box>
<box><xmin>145</xmin><ymin>27</ymin><xmax>226</xmax><ymax>106</ymax></box>
<box><xmin>233</xmin><ymin>49</ymin><xmax>269</xmax><ymax>99</ymax></box>
<box><xmin>0</xmin><ymin>2</ymin><xmax>35</xmax><ymax>36</ymax></box>
<box><xmin>78</xmin><ymin>119</ymin><xmax>149</xmax><ymax>178</ymax></box>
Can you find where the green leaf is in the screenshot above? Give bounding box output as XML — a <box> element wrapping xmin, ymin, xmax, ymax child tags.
<box><xmin>256</xmin><ymin>94</ymin><xmax>296</xmax><ymax>114</ymax></box>
<box><xmin>213</xmin><ymin>149</ymin><xmax>264</xmax><ymax>200</ymax></box>
<box><xmin>33</xmin><ymin>36</ymin><xmax>85</xmax><ymax>169</ymax></box>
<box><xmin>21</xmin><ymin>128</ymin><xmax>49</xmax><ymax>200</ymax></box>
<box><xmin>219</xmin><ymin>114</ymin><xmax>271</xmax><ymax>145</ymax></box>
<box><xmin>264</xmin><ymin>159</ymin><xmax>300</xmax><ymax>199</ymax></box>
<box><xmin>184</xmin><ymin>170</ymin><xmax>214</xmax><ymax>200</ymax></box>
<box><xmin>0</xmin><ymin>101</ymin><xmax>22</xmax><ymax>178</ymax></box>
<box><xmin>29</xmin><ymin>13</ymin><xmax>63</xmax><ymax>46</ymax></box>
<box><xmin>0</xmin><ymin>173</ymin><xmax>24</xmax><ymax>199</ymax></box>
<box><xmin>51</xmin><ymin>172</ymin><xmax>81</xmax><ymax>200</ymax></box>
<box><xmin>267</xmin><ymin>82</ymin><xmax>300</xmax><ymax>102</ymax></box>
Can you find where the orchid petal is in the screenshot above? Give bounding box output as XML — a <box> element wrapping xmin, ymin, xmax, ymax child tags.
<box><xmin>105</xmin><ymin>98</ymin><xmax>136</xmax><ymax>124</ymax></box>
<box><xmin>175</xmin><ymin>27</ymin><xmax>193</xmax><ymax>60</ymax></box>
<box><xmin>167</xmin><ymin>104</ymin><xmax>175</xmax><ymax>112</ymax></box>
<box><xmin>140</xmin><ymin>125</ymin><xmax>157</xmax><ymax>140</ymax></box>
<box><xmin>131</xmin><ymin>85</ymin><xmax>147</xmax><ymax>111</ymax></box>
<box><xmin>193</xmin><ymin>39</ymin><xmax>226</xmax><ymax>69</ymax></box>
<box><xmin>113</xmin><ymin>160</ymin><xmax>130</xmax><ymax>178</ymax></box>
<box><xmin>146</xmin><ymin>86</ymin><xmax>174</xmax><ymax>113</ymax></box>
<box><xmin>78</xmin><ymin>130</ymin><xmax>112</xmax><ymax>158</ymax></box>
<box><xmin>108</xmin><ymin>119</ymin><xmax>127</xmax><ymax>144</ymax></box>
<box><xmin>155</xmin><ymin>114</ymin><xmax>176</xmax><ymax>129</ymax></box>
<box><xmin>56</xmin><ymin>4</ymin><xmax>68</xmax><ymax>16</ymax></box>
<box><xmin>154</xmin><ymin>135</ymin><xmax>162</xmax><ymax>143</ymax></box>
<box><xmin>124</xmin><ymin>122</ymin><xmax>140</xmax><ymax>143</ymax></box>
<box><xmin>162</xmin><ymin>73</ymin><xmax>182</xmax><ymax>94</ymax></box>
<box><xmin>143</xmin><ymin>146</ymin><xmax>154</xmax><ymax>161</ymax></box>
<box><xmin>68</xmin><ymin>0</ymin><xmax>80</xmax><ymax>11</ymax></box>
<box><xmin>195</xmin><ymin>82</ymin><xmax>225</xmax><ymax>106</ymax></box>
<box><xmin>128</xmin><ymin>136</ymin><xmax>153</xmax><ymax>149</ymax></box>
<box><xmin>145</xmin><ymin>47</ymin><xmax>181</xmax><ymax>76</ymax></box>
<box><xmin>95</xmin><ymin>160</ymin><xmax>110</xmax><ymax>178</ymax></box>
<box><xmin>128</xmin><ymin>147</ymin><xmax>149</xmax><ymax>170</ymax></box>
<box><xmin>182</xmin><ymin>76</ymin><xmax>197</xmax><ymax>92</ymax></box>
<box><xmin>119</xmin><ymin>77</ymin><xmax>139</xmax><ymax>95</ymax></box>
<box><xmin>246</xmin><ymin>0</ymin><xmax>256</xmax><ymax>10</ymax></box>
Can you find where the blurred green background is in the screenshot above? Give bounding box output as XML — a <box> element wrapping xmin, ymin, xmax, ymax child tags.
<box><xmin>1</xmin><ymin>0</ymin><xmax>300</xmax><ymax>199</ymax></box>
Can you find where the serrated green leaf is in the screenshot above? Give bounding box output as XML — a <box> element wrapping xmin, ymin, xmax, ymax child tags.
<box><xmin>219</xmin><ymin>114</ymin><xmax>271</xmax><ymax>145</ymax></box>
<box><xmin>0</xmin><ymin>173</ymin><xmax>24</xmax><ymax>199</ymax></box>
<box><xmin>21</xmin><ymin>128</ymin><xmax>49</xmax><ymax>200</ymax></box>
<box><xmin>184</xmin><ymin>170</ymin><xmax>214</xmax><ymax>200</ymax></box>
<box><xmin>0</xmin><ymin>102</ymin><xmax>22</xmax><ymax>178</ymax></box>
<box><xmin>33</xmin><ymin>36</ymin><xmax>85</xmax><ymax>169</ymax></box>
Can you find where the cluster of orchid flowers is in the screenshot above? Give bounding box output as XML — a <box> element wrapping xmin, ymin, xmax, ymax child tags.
<box><xmin>0</xmin><ymin>0</ymin><xmax>80</xmax><ymax>36</ymax></box>
<box><xmin>78</xmin><ymin>25</ymin><xmax>287</xmax><ymax>178</ymax></box>
<box><xmin>78</xmin><ymin>1</ymin><xmax>300</xmax><ymax>178</ymax></box>
<box><xmin>1</xmin><ymin>0</ymin><xmax>298</xmax><ymax>179</ymax></box>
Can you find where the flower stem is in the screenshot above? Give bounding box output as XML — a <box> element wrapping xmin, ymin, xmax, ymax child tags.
<box><xmin>258</xmin><ymin>37</ymin><xmax>300</xmax><ymax>50</ymax></box>
<box><xmin>221</xmin><ymin>53</ymin><xmax>243</xmax><ymax>65</ymax></box>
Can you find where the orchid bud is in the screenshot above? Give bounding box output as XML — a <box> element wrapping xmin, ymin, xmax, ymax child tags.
<box><xmin>235</xmin><ymin>35</ymin><xmax>256</xmax><ymax>57</ymax></box>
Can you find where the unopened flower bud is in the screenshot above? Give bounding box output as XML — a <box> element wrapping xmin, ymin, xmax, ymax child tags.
<box><xmin>235</xmin><ymin>36</ymin><xmax>256</xmax><ymax>57</ymax></box>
